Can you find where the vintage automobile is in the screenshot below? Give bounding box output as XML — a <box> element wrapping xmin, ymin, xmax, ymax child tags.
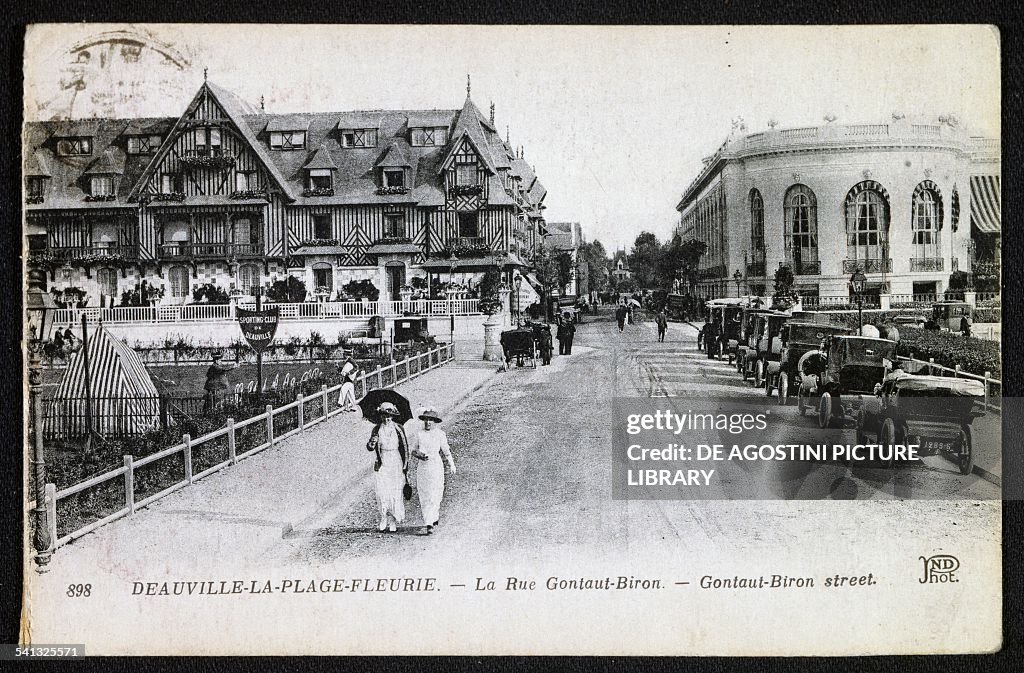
<box><xmin>767</xmin><ymin>321</ymin><xmax>851</xmax><ymax>406</ymax></box>
<box><xmin>798</xmin><ymin>334</ymin><xmax>898</xmax><ymax>428</ymax></box>
<box><xmin>932</xmin><ymin>301</ymin><xmax>973</xmax><ymax>332</ymax></box>
<box><xmin>758</xmin><ymin>312</ymin><xmax>793</xmax><ymax>395</ymax></box>
<box><xmin>736</xmin><ymin>307</ymin><xmax>773</xmax><ymax>378</ymax></box>
<box><xmin>855</xmin><ymin>371</ymin><xmax>985</xmax><ymax>474</ymax></box>
<box><xmin>703</xmin><ymin>298</ymin><xmax>748</xmax><ymax>363</ymax></box>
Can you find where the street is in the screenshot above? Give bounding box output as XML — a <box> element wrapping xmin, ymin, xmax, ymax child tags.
<box><xmin>266</xmin><ymin>309</ymin><xmax>1000</xmax><ymax>570</ymax></box>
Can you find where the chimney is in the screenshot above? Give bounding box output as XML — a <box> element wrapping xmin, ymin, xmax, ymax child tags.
<box><xmin>490</xmin><ymin>102</ymin><xmax>495</xmax><ymax>125</ymax></box>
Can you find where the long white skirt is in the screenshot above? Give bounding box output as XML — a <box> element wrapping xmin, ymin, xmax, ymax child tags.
<box><xmin>416</xmin><ymin>459</ymin><xmax>445</xmax><ymax>525</ymax></box>
<box><xmin>374</xmin><ymin>450</ymin><xmax>405</xmax><ymax>522</ymax></box>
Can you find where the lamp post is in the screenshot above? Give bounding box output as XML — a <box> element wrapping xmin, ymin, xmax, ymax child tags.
<box><xmin>733</xmin><ymin>270</ymin><xmax>743</xmax><ymax>298</ymax></box>
<box><xmin>850</xmin><ymin>268</ymin><xmax>867</xmax><ymax>334</ymax></box>
<box><xmin>26</xmin><ymin>268</ymin><xmax>56</xmax><ymax>571</ymax></box>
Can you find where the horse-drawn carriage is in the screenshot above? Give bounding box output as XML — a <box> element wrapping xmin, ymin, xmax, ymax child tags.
<box><xmin>856</xmin><ymin>371</ymin><xmax>986</xmax><ymax>474</ymax></box>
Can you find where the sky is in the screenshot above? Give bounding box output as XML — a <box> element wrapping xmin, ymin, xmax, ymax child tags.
<box><xmin>24</xmin><ymin>24</ymin><xmax>1000</xmax><ymax>251</ymax></box>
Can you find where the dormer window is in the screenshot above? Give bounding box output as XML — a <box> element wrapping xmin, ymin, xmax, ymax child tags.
<box><xmin>341</xmin><ymin>128</ymin><xmax>377</xmax><ymax>148</ymax></box>
<box><xmin>91</xmin><ymin>175</ymin><xmax>115</xmax><ymax>197</ymax></box>
<box><xmin>56</xmin><ymin>137</ymin><xmax>92</xmax><ymax>156</ymax></box>
<box><xmin>270</xmin><ymin>130</ymin><xmax>305</xmax><ymax>150</ymax></box>
<box><xmin>307</xmin><ymin>169</ymin><xmax>333</xmax><ymax>190</ymax></box>
<box><xmin>127</xmin><ymin>135</ymin><xmax>161</xmax><ymax>154</ymax></box>
<box><xmin>383</xmin><ymin>169</ymin><xmax>405</xmax><ymax>189</ymax></box>
<box><xmin>411</xmin><ymin>127</ymin><xmax>448</xmax><ymax>147</ymax></box>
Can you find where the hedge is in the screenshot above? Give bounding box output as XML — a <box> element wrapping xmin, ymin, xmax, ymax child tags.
<box><xmin>895</xmin><ymin>327</ymin><xmax>1001</xmax><ymax>377</ymax></box>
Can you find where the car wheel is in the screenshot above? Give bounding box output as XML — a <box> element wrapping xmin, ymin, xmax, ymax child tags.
<box><xmin>818</xmin><ymin>392</ymin><xmax>833</xmax><ymax>429</ymax></box>
<box><xmin>754</xmin><ymin>360</ymin><xmax>764</xmax><ymax>388</ymax></box>
<box><xmin>957</xmin><ymin>425</ymin><xmax>974</xmax><ymax>476</ymax></box>
<box><xmin>879</xmin><ymin>417</ymin><xmax>898</xmax><ymax>468</ymax></box>
<box><xmin>777</xmin><ymin>372</ymin><xmax>789</xmax><ymax>406</ymax></box>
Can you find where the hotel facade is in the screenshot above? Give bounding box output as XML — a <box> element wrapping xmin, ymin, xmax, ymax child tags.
<box><xmin>674</xmin><ymin>116</ymin><xmax>1000</xmax><ymax>300</ymax></box>
<box><xmin>24</xmin><ymin>78</ymin><xmax>548</xmax><ymax>307</ymax></box>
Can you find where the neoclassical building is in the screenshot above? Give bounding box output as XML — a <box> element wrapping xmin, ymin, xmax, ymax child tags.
<box><xmin>675</xmin><ymin>116</ymin><xmax>1000</xmax><ymax>299</ymax></box>
<box><xmin>24</xmin><ymin>77</ymin><xmax>548</xmax><ymax>306</ymax></box>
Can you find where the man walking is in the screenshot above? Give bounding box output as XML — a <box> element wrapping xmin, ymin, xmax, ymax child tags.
<box><xmin>615</xmin><ymin>304</ymin><xmax>627</xmax><ymax>332</ymax></box>
<box><xmin>655</xmin><ymin>309</ymin><xmax>668</xmax><ymax>342</ymax></box>
<box><xmin>203</xmin><ymin>352</ymin><xmax>236</xmax><ymax>412</ymax></box>
<box><xmin>556</xmin><ymin>314</ymin><xmax>576</xmax><ymax>355</ymax></box>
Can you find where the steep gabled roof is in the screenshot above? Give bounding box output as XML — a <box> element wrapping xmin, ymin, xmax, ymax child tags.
<box><xmin>84</xmin><ymin>147</ymin><xmax>126</xmax><ymax>175</ymax></box>
<box><xmin>441</xmin><ymin>96</ymin><xmax>499</xmax><ymax>174</ymax></box>
<box><xmin>128</xmin><ymin>80</ymin><xmax>295</xmax><ymax>201</ymax></box>
<box><xmin>302</xmin><ymin>144</ymin><xmax>338</xmax><ymax>170</ymax></box>
<box><xmin>376</xmin><ymin>141</ymin><xmax>412</xmax><ymax>168</ymax></box>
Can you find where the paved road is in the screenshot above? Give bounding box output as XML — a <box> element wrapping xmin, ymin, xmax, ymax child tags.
<box><xmin>266</xmin><ymin>309</ymin><xmax>999</xmax><ymax>570</ymax></box>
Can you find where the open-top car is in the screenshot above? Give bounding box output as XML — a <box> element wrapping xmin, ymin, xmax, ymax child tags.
<box><xmin>768</xmin><ymin>321</ymin><xmax>851</xmax><ymax>406</ymax></box>
<box><xmin>856</xmin><ymin>371</ymin><xmax>985</xmax><ymax>474</ymax></box>
<box><xmin>798</xmin><ymin>334</ymin><xmax>897</xmax><ymax>428</ymax></box>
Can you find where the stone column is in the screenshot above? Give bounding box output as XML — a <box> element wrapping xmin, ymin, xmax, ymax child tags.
<box><xmin>482</xmin><ymin>312</ymin><xmax>503</xmax><ymax>361</ymax></box>
<box><xmin>963</xmin><ymin>290</ymin><xmax>977</xmax><ymax>307</ymax></box>
<box><xmin>879</xmin><ymin>293</ymin><xmax>891</xmax><ymax>311</ymax></box>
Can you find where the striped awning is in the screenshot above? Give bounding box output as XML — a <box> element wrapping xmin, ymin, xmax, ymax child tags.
<box><xmin>970</xmin><ymin>175</ymin><xmax>1001</xmax><ymax>234</ymax></box>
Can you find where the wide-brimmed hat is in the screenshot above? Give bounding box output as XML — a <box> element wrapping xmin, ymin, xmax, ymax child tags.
<box><xmin>418</xmin><ymin>407</ymin><xmax>443</xmax><ymax>423</ymax></box>
<box><xmin>377</xmin><ymin>402</ymin><xmax>400</xmax><ymax>416</ymax></box>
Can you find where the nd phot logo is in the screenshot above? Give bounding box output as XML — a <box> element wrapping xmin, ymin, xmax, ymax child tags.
<box><xmin>919</xmin><ymin>555</ymin><xmax>960</xmax><ymax>584</ymax></box>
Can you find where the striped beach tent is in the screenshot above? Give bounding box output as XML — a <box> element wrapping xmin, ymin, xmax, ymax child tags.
<box><xmin>44</xmin><ymin>327</ymin><xmax>161</xmax><ymax>440</ymax></box>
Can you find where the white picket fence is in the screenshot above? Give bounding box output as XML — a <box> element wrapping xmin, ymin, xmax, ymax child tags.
<box><xmin>52</xmin><ymin>299</ymin><xmax>480</xmax><ymax>326</ymax></box>
<box><xmin>36</xmin><ymin>342</ymin><xmax>455</xmax><ymax>553</ymax></box>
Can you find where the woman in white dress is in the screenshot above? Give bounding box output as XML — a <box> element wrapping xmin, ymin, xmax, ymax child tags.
<box><xmin>366</xmin><ymin>402</ymin><xmax>409</xmax><ymax>532</ymax></box>
<box><xmin>412</xmin><ymin>408</ymin><xmax>456</xmax><ymax>534</ymax></box>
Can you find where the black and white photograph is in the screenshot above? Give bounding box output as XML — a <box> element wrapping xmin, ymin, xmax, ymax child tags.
<box><xmin>19</xmin><ymin>23</ymin><xmax>1002</xmax><ymax>656</ymax></box>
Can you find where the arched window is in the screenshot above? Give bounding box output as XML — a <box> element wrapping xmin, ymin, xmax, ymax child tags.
<box><xmin>951</xmin><ymin>185</ymin><xmax>960</xmax><ymax>233</ymax></box>
<box><xmin>238</xmin><ymin>263</ymin><xmax>260</xmax><ymax>296</ymax></box>
<box><xmin>784</xmin><ymin>185</ymin><xmax>819</xmax><ymax>274</ymax></box>
<box><xmin>169</xmin><ymin>266</ymin><xmax>190</xmax><ymax>298</ymax></box>
<box><xmin>749</xmin><ymin>189</ymin><xmax>764</xmax><ymax>253</ymax></box>
<box><xmin>844</xmin><ymin>181</ymin><xmax>890</xmax><ymax>272</ymax></box>
<box><xmin>96</xmin><ymin>267</ymin><xmax>118</xmax><ymax>299</ymax></box>
<box><xmin>911</xmin><ymin>182</ymin><xmax>942</xmax><ymax>265</ymax></box>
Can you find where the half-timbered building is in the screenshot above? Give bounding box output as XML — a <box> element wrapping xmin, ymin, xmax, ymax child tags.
<box><xmin>24</xmin><ymin>78</ymin><xmax>548</xmax><ymax>306</ymax></box>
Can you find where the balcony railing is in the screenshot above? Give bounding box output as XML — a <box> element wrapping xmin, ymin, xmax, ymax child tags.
<box><xmin>843</xmin><ymin>258</ymin><xmax>892</xmax><ymax>274</ymax></box>
<box><xmin>909</xmin><ymin>257</ymin><xmax>944</xmax><ymax>272</ymax></box>
<box><xmin>452</xmin><ymin>236</ymin><xmax>485</xmax><ymax>248</ymax></box>
<box><xmin>48</xmin><ymin>245</ymin><xmax>139</xmax><ymax>261</ymax></box>
<box><xmin>780</xmin><ymin>260</ymin><xmax>821</xmax><ymax>275</ymax></box>
<box><xmin>159</xmin><ymin>242</ymin><xmax>264</xmax><ymax>259</ymax></box>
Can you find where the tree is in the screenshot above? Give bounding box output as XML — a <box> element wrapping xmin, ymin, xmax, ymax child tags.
<box><xmin>627</xmin><ymin>231</ymin><xmax>660</xmax><ymax>289</ymax></box>
<box><xmin>656</xmin><ymin>235</ymin><xmax>707</xmax><ymax>291</ymax></box>
<box><xmin>477</xmin><ymin>268</ymin><xmax>504</xmax><ymax>315</ymax></box>
<box><xmin>555</xmin><ymin>252</ymin><xmax>574</xmax><ymax>295</ymax></box>
<box><xmin>578</xmin><ymin>240</ymin><xmax>610</xmax><ymax>294</ymax></box>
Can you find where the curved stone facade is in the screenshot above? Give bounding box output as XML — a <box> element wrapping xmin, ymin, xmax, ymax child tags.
<box><xmin>675</xmin><ymin>118</ymin><xmax>1000</xmax><ymax>298</ymax></box>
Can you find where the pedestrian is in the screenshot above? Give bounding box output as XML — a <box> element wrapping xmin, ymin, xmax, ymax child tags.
<box><xmin>203</xmin><ymin>352</ymin><xmax>236</xmax><ymax>412</ymax></box>
<box><xmin>655</xmin><ymin>310</ymin><xmax>668</xmax><ymax>342</ymax></box>
<box><xmin>366</xmin><ymin>402</ymin><xmax>409</xmax><ymax>532</ymax></box>
<box><xmin>538</xmin><ymin>324</ymin><xmax>553</xmax><ymax>365</ymax></box>
<box><xmin>960</xmin><ymin>315</ymin><xmax>972</xmax><ymax>338</ymax></box>
<box><xmin>626</xmin><ymin>305</ymin><xmax>634</xmax><ymax>325</ymax></box>
<box><xmin>412</xmin><ymin>407</ymin><xmax>456</xmax><ymax>534</ymax></box>
<box><xmin>615</xmin><ymin>304</ymin><xmax>627</xmax><ymax>332</ymax></box>
<box><xmin>562</xmin><ymin>312</ymin><xmax>576</xmax><ymax>354</ymax></box>
<box><xmin>337</xmin><ymin>355</ymin><xmax>360</xmax><ymax>412</ymax></box>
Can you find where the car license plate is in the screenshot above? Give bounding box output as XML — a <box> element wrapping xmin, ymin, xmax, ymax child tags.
<box><xmin>923</xmin><ymin>440</ymin><xmax>952</xmax><ymax>452</ymax></box>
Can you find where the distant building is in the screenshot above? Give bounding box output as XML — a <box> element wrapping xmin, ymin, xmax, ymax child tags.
<box><xmin>675</xmin><ymin>116</ymin><xmax>1000</xmax><ymax>299</ymax></box>
<box><xmin>611</xmin><ymin>249</ymin><xmax>631</xmax><ymax>285</ymax></box>
<box><xmin>544</xmin><ymin>221</ymin><xmax>584</xmax><ymax>296</ymax></box>
<box><xmin>24</xmin><ymin>78</ymin><xmax>549</xmax><ymax>306</ymax></box>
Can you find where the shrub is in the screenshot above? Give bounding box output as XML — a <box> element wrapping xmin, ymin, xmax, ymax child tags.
<box><xmin>477</xmin><ymin>268</ymin><xmax>503</xmax><ymax>315</ymax></box>
<box><xmin>192</xmin><ymin>283</ymin><xmax>230</xmax><ymax>304</ymax></box>
<box><xmin>342</xmin><ymin>279</ymin><xmax>380</xmax><ymax>301</ymax></box>
<box><xmin>896</xmin><ymin>327</ymin><xmax>1001</xmax><ymax>376</ymax></box>
<box><xmin>267</xmin><ymin>276</ymin><xmax>307</xmax><ymax>303</ymax></box>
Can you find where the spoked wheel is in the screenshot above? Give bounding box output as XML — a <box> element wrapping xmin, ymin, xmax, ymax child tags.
<box><xmin>956</xmin><ymin>425</ymin><xmax>974</xmax><ymax>476</ymax></box>
<box><xmin>753</xmin><ymin>360</ymin><xmax>764</xmax><ymax>388</ymax></box>
<box><xmin>777</xmin><ymin>372</ymin><xmax>789</xmax><ymax>406</ymax></box>
<box><xmin>818</xmin><ymin>392</ymin><xmax>834</xmax><ymax>429</ymax></box>
<box><xmin>879</xmin><ymin>418</ymin><xmax>899</xmax><ymax>469</ymax></box>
